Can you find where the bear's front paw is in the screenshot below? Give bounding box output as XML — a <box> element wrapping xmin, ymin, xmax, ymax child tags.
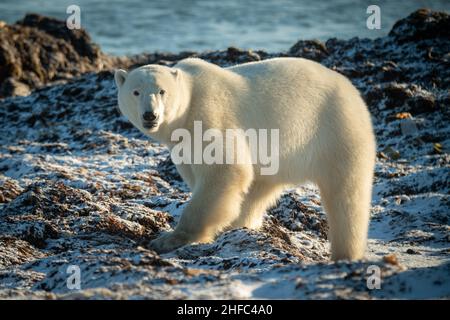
<box><xmin>150</xmin><ymin>230</ymin><xmax>191</xmax><ymax>254</ymax></box>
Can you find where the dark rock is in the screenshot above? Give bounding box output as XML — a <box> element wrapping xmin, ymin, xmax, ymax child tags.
<box><xmin>406</xmin><ymin>248</ymin><xmax>421</xmax><ymax>255</ymax></box>
<box><xmin>324</xmin><ymin>38</ymin><xmax>346</xmax><ymax>54</ymax></box>
<box><xmin>383</xmin><ymin>83</ymin><xmax>412</xmax><ymax>108</ymax></box>
<box><xmin>380</xmin><ymin>83</ymin><xmax>438</xmax><ymax>114</ymax></box>
<box><xmin>17</xmin><ymin>14</ymin><xmax>101</xmax><ymax>60</ymax></box>
<box><xmin>96</xmin><ymin>70</ymin><xmax>114</xmax><ymax>81</ymax></box>
<box><xmin>224</xmin><ymin>47</ymin><xmax>261</xmax><ymax>63</ymax></box>
<box><xmin>389</xmin><ymin>9</ymin><xmax>450</xmax><ymax>43</ymax></box>
<box><xmin>289</xmin><ymin>39</ymin><xmax>328</xmax><ymax>62</ymax></box>
<box><xmin>0</xmin><ymin>14</ymin><xmax>112</xmax><ymax>98</ymax></box>
<box><xmin>408</xmin><ymin>95</ymin><xmax>436</xmax><ymax>114</ymax></box>
<box><xmin>22</xmin><ymin>222</ymin><xmax>59</xmax><ymax>249</ymax></box>
<box><xmin>380</xmin><ymin>61</ymin><xmax>403</xmax><ymax>82</ymax></box>
<box><xmin>364</xmin><ymin>86</ymin><xmax>384</xmax><ymax>109</ymax></box>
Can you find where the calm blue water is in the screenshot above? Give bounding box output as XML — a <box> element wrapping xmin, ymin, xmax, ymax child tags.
<box><xmin>0</xmin><ymin>0</ymin><xmax>448</xmax><ymax>56</ymax></box>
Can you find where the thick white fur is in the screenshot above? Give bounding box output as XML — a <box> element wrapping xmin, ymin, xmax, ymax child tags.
<box><xmin>115</xmin><ymin>57</ymin><xmax>376</xmax><ymax>261</ymax></box>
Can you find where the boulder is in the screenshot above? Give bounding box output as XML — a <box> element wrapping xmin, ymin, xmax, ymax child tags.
<box><xmin>0</xmin><ymin>14</ymin><xmax>112</xmax><ymax>98</ymax></box>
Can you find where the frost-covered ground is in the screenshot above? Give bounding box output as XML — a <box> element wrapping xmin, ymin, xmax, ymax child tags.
<box><xmin>0</xmin><ymin>10</ymin><xmax>449</xmax><ymax>299</ymax></box>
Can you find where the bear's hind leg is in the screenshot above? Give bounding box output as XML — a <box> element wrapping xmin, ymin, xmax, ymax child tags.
<box><xmin>230</xmin><ymin>183</ymin><xmax>283</xmax><ymax>230</ymax></box>
<box><xmin>317</xmin><ymin>169</ymin><xmax>373</xmax><ymax>261</ymax></box>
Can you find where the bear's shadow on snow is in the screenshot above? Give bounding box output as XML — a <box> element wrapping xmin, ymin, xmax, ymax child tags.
<box><xmin>249</xmin><ymin>262</ymin><xmax>450</xmax><ymax>299</ymax></box>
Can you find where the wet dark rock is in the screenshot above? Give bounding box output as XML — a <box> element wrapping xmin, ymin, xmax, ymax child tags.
<box><xmin>119</xmin><ymin>51</ymin><xmax>196</xmax><ymax>70</ymax></box>
<box><xmin>289</xmin><ymin>39</ymin><xmax>328</xmax><ymax>62</ymax></box>
<box><xmin>22</xmin><ymin>222</ymin><xmax>59</xmax><ymax>249</ymax></box>
<box><xmin>223</xmin><ymin>46</ymin><xmax>261</xmax><ymax>62</ymax></box>
<box><xmin>389</xmin><ymin>8</ymin><xmax>450</xmax><ymax>43</ymax></box>
<box><xmin>380</xmin><ymin>61</ymin><xmax>403</xmax><ymax>82</ymax></box>
<box><xmin>406</xmin><ymin>248</ymin><xmax>421</xmax><ymax>255</ymax></box>
<box><xmin>384</xmin><ymin>83</ymin><xmax>412</xmax><ymax>108</ymax></box>
<box><xmin>198</xmin><ymin>47</ymin><xmax>265</xmax><ymax>66</ymax></box>
<box><xmin>364</xmin><ymin>86</ymin><xmax>384</xmax><ymax>110</ymax></box>
<box><xmin>0</xmin><ymin>14</ymin><xmax>112</xmax><ymax>98</ymax></box>
<box><xmin>17</xmin><ymin>14</ymin><xmax>101</xmax><ymax>60</ymax></box>
<box><xmin>408</xmin><ymin>95</ymin><xmax>436</xmax><ymax>114</ymax></box>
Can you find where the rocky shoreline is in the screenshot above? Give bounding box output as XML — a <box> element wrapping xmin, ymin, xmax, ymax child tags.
<box><xmin>0</xmin><ymin>9</ymin><xmax>449</xmax><ymax>299</ymax></box>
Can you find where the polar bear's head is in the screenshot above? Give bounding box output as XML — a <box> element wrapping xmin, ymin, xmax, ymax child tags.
<box><xmin>114</xmin><ymin>65</ymin><xmax>182</xmax><ymax>134</ymax></box>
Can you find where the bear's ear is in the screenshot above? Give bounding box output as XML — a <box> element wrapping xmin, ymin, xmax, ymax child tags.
<box><xmin>114</xmin><ymin>69</ymin><xmax>128</xmax><ymax>88</ymax></box>
<box><xmin>171</xmin><ymin>68</ymin><xmax>180</xmax><ymax>80</ymax></box>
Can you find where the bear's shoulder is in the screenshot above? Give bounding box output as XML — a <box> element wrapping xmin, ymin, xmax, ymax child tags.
<box><xmin>175</xmin><ymin>58</ymin><xmax>240</xmax><ymax>83</ymax></box>
<box><xmin>175</xmin><ymin>58</ymin><xmax>218</xmax><ymax>73</ymax></box>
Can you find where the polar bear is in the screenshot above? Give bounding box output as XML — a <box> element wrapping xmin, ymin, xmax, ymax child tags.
<box><xmin>114</xmin><ymin>57</ymin><xmax>376</xmax><ymax>261</ymax></box>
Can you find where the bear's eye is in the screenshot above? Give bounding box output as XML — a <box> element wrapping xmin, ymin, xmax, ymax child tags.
<box><xmin>159</xmin><ymin>89</ymin><xmax>166</xmax><ymax>95</ymax></box>
<box><xmin>133</xmin><ymin>90</ymin><xmax>140</xmax><ymax>96</ymax></box>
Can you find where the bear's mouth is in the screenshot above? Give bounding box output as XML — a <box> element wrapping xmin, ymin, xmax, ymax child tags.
<box><xmin>142</xmin><ymin>120</ymin><xmax>158</xmax><ymax>129</ymax></box>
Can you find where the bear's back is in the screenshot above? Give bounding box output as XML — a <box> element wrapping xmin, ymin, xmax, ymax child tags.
<box><xmin>227</xmin><ymin>57</ymin><xmax>340</xmax><ymax>84</ymax></box>
<box><xmin>176</xmin><ymin>57</ymin><xmax>345</xmax><ymax>90</ymax></box>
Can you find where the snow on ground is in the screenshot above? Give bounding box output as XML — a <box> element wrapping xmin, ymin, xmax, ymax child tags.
<box><xmin>0</xmin><ymin>10</ymin><xmax>449</xmax><ymax>299</ymax></box>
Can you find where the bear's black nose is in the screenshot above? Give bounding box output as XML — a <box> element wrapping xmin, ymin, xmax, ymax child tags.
<box><xmin>143</xmin><ymin>112</ymin><xmax>157</xmax><ymax>121</ymax></box>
